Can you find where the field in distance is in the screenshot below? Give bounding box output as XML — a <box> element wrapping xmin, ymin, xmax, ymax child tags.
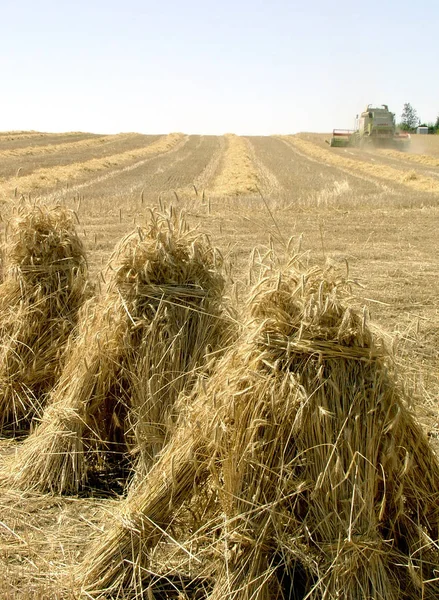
<box><xmin>0</xmin><ymin>129</ymin><xmax>438</xmax><ymax>597</ymax></box>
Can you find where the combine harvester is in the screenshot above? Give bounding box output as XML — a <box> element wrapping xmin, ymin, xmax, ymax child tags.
<box><xmin>328</xmin><ymin>104</ymin><xmax>411</xmax><ymax>150</ymax></box>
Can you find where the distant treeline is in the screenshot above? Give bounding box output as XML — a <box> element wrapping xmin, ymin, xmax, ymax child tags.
<box><xmin>398</xmin><ymin>103</ymin><xmax>439</xmax><ymax>133</ymax></box>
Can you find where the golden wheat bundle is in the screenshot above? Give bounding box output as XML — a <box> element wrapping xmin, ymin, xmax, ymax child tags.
<box><xmin>0</xmin><ymin>203</ymin><xmax>88</xmax><ymax>434</ymax></box>
<box><xmin>5</xmin><ymin>207</ymin><xmax>232</xmax><ymax>494</ymax></box>
<box><xmin>112</xmin><ymin>208</ymin><xmax>232</xmax><ymax>477</ymax></box>
<box><xmin>77</xmin><ymin>263</ymin><xmax>439</xmax><ymax>600</ymax></box>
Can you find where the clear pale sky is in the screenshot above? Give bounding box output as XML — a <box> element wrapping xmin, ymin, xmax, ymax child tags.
<box><xmin>1</xmin><ymin>0</ymin><xmax>437</xmax><ymax>135</ymax></box>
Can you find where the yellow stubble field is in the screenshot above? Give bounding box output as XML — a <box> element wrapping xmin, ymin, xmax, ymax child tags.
<box><xmin>0</xmin><ymin>129</ymin><xmax>438</xmax><ymax>598</ymax></box>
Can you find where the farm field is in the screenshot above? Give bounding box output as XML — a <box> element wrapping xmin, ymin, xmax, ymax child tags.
<box><xmin>0</xmin><ymin>130</ymin><xmax>439</xmax><ymax>598</ymax></box>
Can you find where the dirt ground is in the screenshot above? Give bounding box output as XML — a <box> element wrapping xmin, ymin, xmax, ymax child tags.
<box><xmin>0</xmin><ymin>131</ymin><xmax>438</xmax><ymax>598</ymax></box>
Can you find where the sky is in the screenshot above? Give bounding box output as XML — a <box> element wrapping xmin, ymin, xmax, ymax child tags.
<box><xmin>1</xmin><ymin>0</ymin><xmax>438</xmax><ymax>135</ymax></box>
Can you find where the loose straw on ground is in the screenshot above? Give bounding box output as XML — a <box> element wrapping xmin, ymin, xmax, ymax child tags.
<box><xmin>77</xmin><ymin>262</ymin><xmax>439</xmax><ymax>599</ymax></box>
<box><xmin>208</xmin><ymin>134</ymin><xmax>261</xmax><ymax>196</ymax></box>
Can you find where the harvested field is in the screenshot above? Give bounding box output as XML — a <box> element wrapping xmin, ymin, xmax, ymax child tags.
<box><xmin>247</xmin><ymin>136</ymin><xmax>382</xmax><ymax>207</ymax></box>
<box><xmin>73</xmin><ymin>134</ymin><xmax>222</xmax><ymax>207</ymax></box>
<box><xmin>0</xmin><ymin>134</ymin><xmax>162</xmax><ymax>179</ymax></box>
<box><xmin>283</xmin><ymin>135</ymin><xmax>439</xmax><ymax>195</ymax></box>
<box><xmin>0</xmin><ymin>129</ymin><xmax>438</xmax><ymax>599</ymax></box>
<box><xmin>0</xmin><ymin>134</ymin><xmax>133</xmax><ymax>159</ymax></box>
<box><xmin>0</xmin><ymin>131</ymin><xmax>98</xmax><ymax>150</ymax></box>
<box><xmin>379</xmin><ymin>147</ymin><xmax>439</xmax><ymax>168</ymax></box>
<box><xmin>0</xmin><ymin>133</ymin><xmax>185</xmax><ymax>201</ymax></box>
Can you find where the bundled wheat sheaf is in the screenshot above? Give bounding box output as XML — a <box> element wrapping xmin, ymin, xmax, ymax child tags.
<box><xmin>0</xmin><ymin>203</ymin><xmax>88</xmax><ymax>434</ymax></box>
<box><xmin>5</xmin><ymin>207</ymin><xmax>233</xmax><ymax>494</ymax></box>
<box><xmin>77</xmin><ymin>263</ymin><xmax>439</xmax><ymax>600</ymax></box>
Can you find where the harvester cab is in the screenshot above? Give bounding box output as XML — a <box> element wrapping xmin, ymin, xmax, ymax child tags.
<box><xmin>359</xmin><ymin>105</ymin><xmax>395</xmax><ymax>140</ymax></box>
<box><xmin>328</xmin><ymin>104</ymin><xmax>410</xmax><ymax>150</ymax></box>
